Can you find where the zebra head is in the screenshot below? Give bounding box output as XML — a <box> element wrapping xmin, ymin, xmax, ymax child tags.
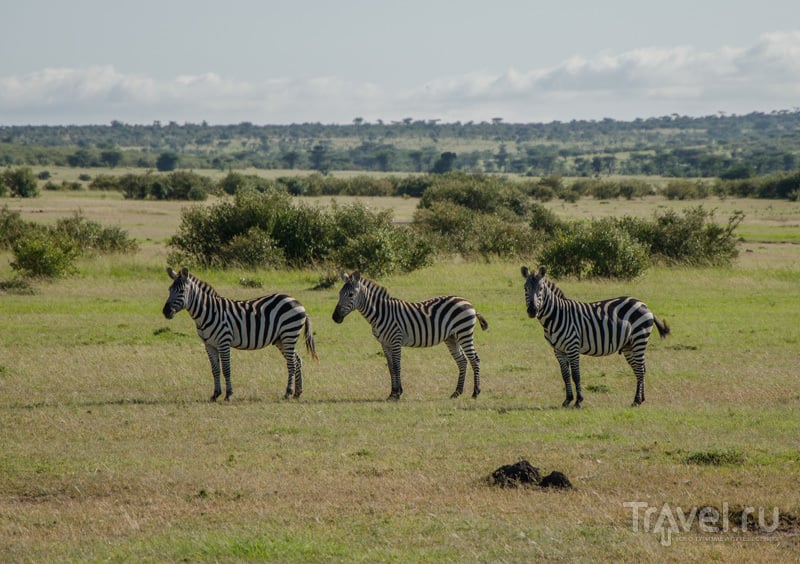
<box><xmin>163</xmin><ymin>266</ymin><xmax>191</xmax><ymax>319</ymax></box>
<box><xmin>332</xmin><ymin>270</ymin><xmax>362</xmax><ymax>324</ymax></box>
<box><xmin>521</xmin><ymin>265</ymin><xmax>547</xmax><ymax>319</ymax></box>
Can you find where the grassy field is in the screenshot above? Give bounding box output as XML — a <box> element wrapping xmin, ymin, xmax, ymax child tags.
<box><xmin>1</xmin><ymin>191</ymin><xmax>800</xmax><ymax>561</ymax></box>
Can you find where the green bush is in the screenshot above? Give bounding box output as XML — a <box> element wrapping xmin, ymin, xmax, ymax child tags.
<box><xmin>662</xmin><ymin>179</ymin><xmax>709</xmax><ymax>200</ymax></box>
<box><xmin>2</xmin><ymin>167</ymin><xmax>39</xmax><ymax>197</ymax></box>
<box><xmin>0</xmin><ymin>206</ymin><xmax>37</xmax><ymax>250</ymax></box>
<box><xmin>221</xmin><ymin>227</ymin><xmax>286</xmax><ymax>269</ymax></box>
<box><xmin>11</xmin><ymin>232</ymin><xmax>78</xmax><ymax>278</ymax></box>
<box><xmin>53</xmin><ymin>213</ymin><xmax>139</xmax><ymax>254</ymax></box>
<box><xmin>538</xmin><ymin>220</ymin><xmax>650</xmax><ymax>279</ymax></box>
<box><xmin>167</xmin><ymin>191</ymin><xmax>433</xmax><ymax>276</ymax></box>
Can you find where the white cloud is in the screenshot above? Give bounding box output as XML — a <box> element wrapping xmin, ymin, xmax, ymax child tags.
<box><xmin>1</xmin><ymin>32</ymin><xmax>799</xmax><ymax>125</ymax></box>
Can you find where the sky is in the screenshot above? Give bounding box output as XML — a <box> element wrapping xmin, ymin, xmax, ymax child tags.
<box><xmin>1</xmin><ymin>0</ymin><xmax>799</xmax><ymax>126</ymax></box>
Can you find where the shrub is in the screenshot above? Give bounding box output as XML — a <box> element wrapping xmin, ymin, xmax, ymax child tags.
<box><xmin>2</xmin><ymin>167</ymin><xmax>39</xmax><ymax>197</ymax></box>
<box><xmin>221</xmin><ymin>227</ymin><xmax>285</xmax><ymax>269</ymax></box>
<box><xmin>53</xmin><ymin>213</ymin><xmax>139</xmax><ymax>254</ymax></box>
<box><xmin>167</xmin><ymin>191</ymin><xmax>432</xmax><ymax>276</ymax></box>
<box><xmin>336</xmin><ymin>226</ymin><xmax>432</xmax><ymax>276</ymax></box>
<box><xmin>641</xmin><ymin>207</ymin><xmax>742</xmax><ymax>266</ymax></box>
<box><xmin>662</xmin><ymin>179</ymin><xmax>709</xmax><ymax>200</ymax></box>
<box><xmin>89</xmin><ymin>174</ymin><xmax>121</xmax><ymax>191</ymax></box>
<box><xmin>538</xmin><ymin>220</ymin><xmax>650</xmax><ymax>279</ymax></box>
<box><xmin>11</xmin><ymin>232</ymin><xmax>78</xmax><ymax>278</ymax></box>
<box><xmin>0</xmin><ymin>206</ymin><xmax>37</xmax><ymax>250</ymax></box>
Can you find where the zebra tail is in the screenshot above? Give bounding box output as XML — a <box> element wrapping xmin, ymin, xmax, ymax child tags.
<box><xmin>476</xmin><ymin>312</ymin><xmax>489</xmax><ymax>331</ymax></box>
<box><xmin>655</xmin><ymin>316</ymin><xmax>670</xmax><ymax>339</ymax></box>
<box><xmin>304</xmin><ymin>316</ymin><xmax>320</xmax><ymax>363</ymax></box>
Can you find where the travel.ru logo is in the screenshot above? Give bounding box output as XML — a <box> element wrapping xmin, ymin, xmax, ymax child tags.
<box><xmin>624</xmin><ymin>501</ymin><xmax>780</xmax><ymax>546</ymax></box>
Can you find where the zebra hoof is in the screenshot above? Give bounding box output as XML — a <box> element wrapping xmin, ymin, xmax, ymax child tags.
<box><xmin>562</xmin><ymin>399</ymin><xmax>573</xmax><ymax>407</ymax></box>
<box><xmin>387</xmin><ymin>393</ymin><xmax>401</xmax><ymax>401</ymax></box>
<box><xmin>450</xmin><ymin>390</ymin><xmax>462</xmax><ymax>399</ymax></box>
<box><xmin>293</xmin><ymin>391</ymin><xmax>303</xmax><ymax>399</ymax></box>
<box><xmin>573</xmin><ymin>403</ymin><xmax>582</xmax><ymax>409</ymax></box>
<box><xmin>471</xmin><ymin>389</ymin><xmax>480</xmax><ymax>399</ymax></box>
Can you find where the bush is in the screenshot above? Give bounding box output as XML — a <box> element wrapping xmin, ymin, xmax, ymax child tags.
<box><xmin>538</xmin><ymin>220</ymin><xmax>650</xmax><ymax>279</ymax></box>
<box><xmin>413</xmin><ymin>201</ymin><xmax>538</xmax><ymax>260</ymax></box>
<box><xmin>167</xmin><ymin>191</ymin><xmax>433</xmax><ymax>276</ymax></box>
<box><xmin>88</xmin><ymin>174</ymin><xmax>121</xmax><ymax>191</ymax></box>
<box><xmin>221</xmin><ymin>227</ymin><xmax>286</xmax><ymax>269</ymax></box>
<box><xmin>646</xmin><ymin>207</ymin><xmax>742</xmax><ymax>266</ymax></box>
<box><xmin>0</xmin><ymin>206</ymin><xmax>37</xmax><ymax>249</ymax></box>
<box><xmin>336</xmin><ymin>226</ymin><xmax>432</xmax><ymax>276</ymax></box>
<box><xmin>2</xmin><ymin>167</ymin><xmax>39</xmax><ymax>197</ymax></box>
<box><xmin>11</xmin><ymin>232</ymin><xmax>79</xmax><ymax>278</ymax></box>
<box><xmin>662</xmin><ymin>179</ymin><xmax>709</xmax><ymax>200</ymax></box>
<box><xmin>53</xmin><ymin>213</ymin><xmax>139</xmax><ymax>254</ymax></box>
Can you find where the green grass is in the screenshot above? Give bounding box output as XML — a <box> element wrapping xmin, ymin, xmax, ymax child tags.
<box><xmin>1</xmin><ymin>192</ymin><xmax>800</xmax><ymax>561</ymax></box>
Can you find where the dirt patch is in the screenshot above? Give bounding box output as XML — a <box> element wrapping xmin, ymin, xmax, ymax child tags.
<box><xmin>487</xmin><ymin>460</ymin><xmax>573</xmax><ymax>490</ymax></box>
<box><xmin>697</xmin><ymin>505</ymin><xmax>800</xmax><ymax>536</ymax></box>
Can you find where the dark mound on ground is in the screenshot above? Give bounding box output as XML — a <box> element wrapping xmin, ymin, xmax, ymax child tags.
<box><xmin>539</xmin><ymin>470</ymin><xmax>573</xmax><ymax>489</ymax></box>
<box><xmin>489</xmin><ymin>460</ymin><xmax>540</xmax><ymax>488</ymax></box>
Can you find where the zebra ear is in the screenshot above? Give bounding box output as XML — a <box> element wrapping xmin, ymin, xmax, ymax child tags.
<box><xmin>521</xmin><ymin>266</ymin><xmax>530</xmax><ymax>279</ymax></box>
<box><xmin>352</xmin><ymin>270</ymin><xmax>361</xmax><ymax>282</ymax></box>
<box><xmin>180</xmin><ymin>267</ymin><xmax>189</xmax><ymax>278</ymax></box>
<box><xmin>537</xmin><ymin>266</ymin><xmax>547</xmax><ymax>278</ymax></box>
<box><xmin>167</xmin><ymin>267</ymin><xmax>177</xmax><ymax>280</ymax></box>
<box><xmin>339</xmin><ymin>269</ymin><xmax>349</xmax><ymax>282</ymax></box>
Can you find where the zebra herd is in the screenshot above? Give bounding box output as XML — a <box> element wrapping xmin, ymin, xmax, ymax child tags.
<box><xmin>163</xmin><ymin>266</ymin><xmax>669</xmax><ymax>407</ymax></box>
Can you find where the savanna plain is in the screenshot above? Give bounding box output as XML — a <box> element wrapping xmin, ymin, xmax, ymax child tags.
<box><xmin>1</xmin><ymin>184</ymin><xmax>800</xmax><ymax>561</ymax></box>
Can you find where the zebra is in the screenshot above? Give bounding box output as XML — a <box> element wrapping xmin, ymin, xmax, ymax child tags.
<box><xmin>162</xmin><ymin>267</ymin><xmax>319</xmax><ymax>401</ymax></box>
<box><xmin>521</xmin><ymin>266</ymin><xmax>670</xmax><ymax>407</ymax></box>
<box><xmin>332</xmin><ymin>270</ymin><xmax>488</xmax><ymax>400</ymax></box>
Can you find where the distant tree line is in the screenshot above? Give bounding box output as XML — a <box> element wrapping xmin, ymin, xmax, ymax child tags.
<box><xmin>1</xmin><ymin>111</ymin><xmax>799</xmax><ymax>177</ymax></box>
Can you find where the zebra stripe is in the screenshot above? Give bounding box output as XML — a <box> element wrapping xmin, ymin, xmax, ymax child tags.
<box><xmin>521</xmin><ymin>265</ymin><xmax>669</xmax><ymax>407</ymax></box>
<box><xmin>332</xmin><ymin>270</ymin><xmax>488</xmax><ymax>400</ymax></box>
<box><xmin>163</xmin><ymin>267</ymin><xmax>318</xmax><ymax>401</ymax></box>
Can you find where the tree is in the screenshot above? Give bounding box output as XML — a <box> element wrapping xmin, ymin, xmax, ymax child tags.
<box><xmin>431</xmin><ymin>152</ymin><xmax>457</xmax><ymax>174</ymax></box>
<box><xmin>99</xmin><ymin>149</ymin><xmax>123</xmax><ymax>168</ymax></box>
<box><xmin>2</xmin><ymin>167</ymin><xmax>39</xmax><ymax>197</ymax></box>
<box><xmin>67</xmin><ymin>149</ymin><xmax>94</xmax><ymax>167</ymax></box>
<box><xmin>156</xmin><ymin>152</ymin><xmax>179</xmax><ymax>172</ymax></box>
<box><xmin>309</xmin><ymin>143</ymin><xmax>330</xmax><ymax>175</ymax></box>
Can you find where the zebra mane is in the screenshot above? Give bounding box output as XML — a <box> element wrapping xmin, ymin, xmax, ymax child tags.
<box><xmin>188</xmin><ymin>273</ymin><xmax>221</xmax><ymax>298</ymax></box>
<box><xmin>542</xmin><ymin>277</ymin><xmax>566</xmax><ymax>300</ymax></box>
<box><xmin>359</xmin><ymin>276</ymin><xmax>391</xmax><ymax>301</ymax></box>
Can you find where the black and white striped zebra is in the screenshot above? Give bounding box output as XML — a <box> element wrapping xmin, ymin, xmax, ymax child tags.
<box><xmin>521</xmin><ymin>266</ymin><xmax>669</xmax><ymax>407</ymax></box>
<box><xmin>332</xmin><ymin>270</ymin><xmax>488</xmax><ymax>400</ymax></box>
<box><xmin>162</xmin><ymin>267</ymin><xmax>319</xmax><ymax>401</ymax></box>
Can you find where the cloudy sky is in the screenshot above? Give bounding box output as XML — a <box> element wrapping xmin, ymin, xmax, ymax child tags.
<box><xmin>1</xmin><ymin>0</ymin><xmax>799</xmax><ymax>125</ymax></box>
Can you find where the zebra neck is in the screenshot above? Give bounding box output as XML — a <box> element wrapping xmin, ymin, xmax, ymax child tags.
<box><xmin>357</xmin><ymin>281</ymin><xmax>390</xmax><ymax>323</ymax></box>
<box><xmin>186</xmin><ymin>283</ymin><xmax>219</xmax><ymax>320</ymax></box>
<box><xmin>538</xmin><ymin>286</ymin><xmax>562</xmax><ymax>325</ymax></box>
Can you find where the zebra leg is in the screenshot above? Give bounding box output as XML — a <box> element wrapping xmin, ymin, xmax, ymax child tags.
<box><xmin>554</xmin><ymin>349</ymin><xmax>574</xmax><ymax>407</ymax></box>
<box><xmin>220</xmin><ymin>344</ymin><xmax>233</xmax><ymax>400</ymax></box>
<box><xmin>569</xmin><ymin>352</ymin><xmax>584</xmax><ymax>409</ymax></box>
<box><xmin>383</xmin><ymin>343</ymin><xmax>403</xmax><ymax>400</ymax></box>
<box><xmin>445</xmin><ymin>337</ymin><xmax>468</xmax><ymax>398</ymax></box>
<box><xmin>623</xmin><ymin>349</ymin><xmax>646</xmax><ymax>406</ymax></box>
<box><xmin>461</xmin><ymin>338</ymin><xmax>481</xmax><ymax>399</ymax></box>
<box><xmin>205</xmin><ymin>343</ymin><xmax>223</xmax><ymax>402</ymax></box>
<box><xmin>275</xmin><ymin>341</ymin><xmax>297</xmax><ymax>399</ymax></box>
<box><xmin>293</xmin><ymin>354</ymin><xmax>303</xmax><ymax>399</ymax></box>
